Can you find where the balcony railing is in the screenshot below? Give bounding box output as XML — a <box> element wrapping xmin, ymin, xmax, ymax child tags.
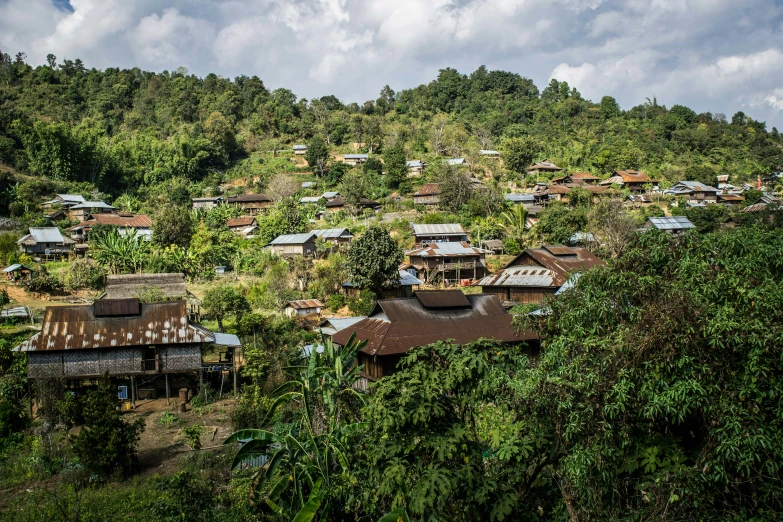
<box><xmin>142</xmin><ymin>359</ymin><xmax>157</xmax><ymax>372</ymax></box>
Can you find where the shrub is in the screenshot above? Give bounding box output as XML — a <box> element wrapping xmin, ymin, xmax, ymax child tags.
<box><xmin>0</xmin><ymin>398</ymin><xmax>26</xmax><ymax>441</ymax></box>
<box><xmin>181</xmin><ymin>423</ymin><xmax>204</xmax><ymax>450</ymax></box>
<box><xmin>62</xmin><ymin>259</ymin><xmax>106</xmax><ymax>291</ymax></box>
<box><xmin>230</xmin><ymin>384</ymin><xmax>273</xmax><ymax>430</ymax></box>
<box><xmin>348</xmin><ymin>288</ymin><xmax>376</xmax><ymax>316</ymax></box>
<box><xmin>159</xmin><ymin>411</ymin><xmax>178</xmax><ymax>426</ymax></box>
<box><xmin>328</xmin><ymin>293</ymin><xmax>346</xmax><ymax>312</ymax></box>
<box><xmin>26</xmin><ymin>273</ymin><xmax>63</xmax><ymax>294</ymax></box>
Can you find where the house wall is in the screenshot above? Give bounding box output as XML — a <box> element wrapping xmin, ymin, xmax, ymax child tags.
<box><xmin>269</xmin><ymin>241</ymin><xmax>315</xmax><ymax>256</ymax></box>
<box><xmin>481</xmin><ymin>286</ymin><xmax>557</xmax><ymax>305</ymax></box>
<box><xmin>27</xmin><ymin>344</ymin><xmax>203</xmax><ymax>378</ymax></box>
<box><xmin>358</xmin><ymin>352</ymin><xmax>404</xmax><ymax>380</ymax></box>
<box><xmin>414</xmin><ymin>234</ymin><xmax>468</xmax><ymax>243</ymax></box>
<box><xmin>413</xmin><ymin>195</ymin><xmax>439</xmax><ymax>206</ymax></box>
<box><xmin>20</xmin><ymin>243</ymin><xmax>71</xmax><ymax>255</ymax></box>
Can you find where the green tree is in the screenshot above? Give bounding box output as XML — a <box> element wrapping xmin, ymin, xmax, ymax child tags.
<box><xmin>72</xmin><ymin>373</ymin><xmax>145</xmax><ymax>479</ymax></box>
<box><xmin>152</xmin><ymin>204</ymin><xmax>193</xmax><ymax>248</ymax></box>
<box><xmin>534</xmin><ymin>201</ymin><xmax>588</xmax><ymax>244</ymax></box>
<box><xmin>600</xmin><ymin>95</ymin><xmax>621</xmax><ymax>118</ymax></box>
<box><xmin>346</xmin><ymin>226</ymin><xmax>403</xmax><ymax>296</ymax></box>
<box><xmin>503</xmin><ymin>137</ymin><xmax>539</xmax><ymax>174</ymax></box>
<box><xmin>437</xmin><ymin>170</ymin><xmax>473</xmax><ymax>213</ymax></box>
<box><xmin>383</xmin><ymin>143</ymin><xmax>408</xmax><ymax>189</ymax></box>
<box><xmin>202</xmin><ymin>285</ymin><xmax>249</xmax><ymax>332</ymax></box>
<box><xmin>305</xmin><ymin>135</ymin><xmax>329</xmax><ymax>178</ymax></box>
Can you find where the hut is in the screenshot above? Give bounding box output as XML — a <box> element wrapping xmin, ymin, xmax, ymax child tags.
<box><xmin>226</xmin><ymin>194</ymin><xmax>273</xmax><ymax>215</ymax></box>
<box><xmin>284</xmin><ymin>299</ymin><xmax>324</xmax><ymax>318</ymax></box>
<box><xmin>267</xmin><ymin>232</ymin><xmax>318</xmax><ymax>256</ymax></box>
<box><xmin>411</xmin><ymin>223</ymin><xmax>468</xmax><ymax>244</ymax></box>
<box><xmin>17</xmin><ymin>228</ymin><xmax>75</xmax><ymax>259</ymax></box>
<box><xmin>412</xmin><ymin>184</ymin><xmax>441</xmax><ymax>206</ymax></box>
<box><xmin>3</xmin><ymin>264</ymin><xmax>35</xmax><ymax>282</ymax></box>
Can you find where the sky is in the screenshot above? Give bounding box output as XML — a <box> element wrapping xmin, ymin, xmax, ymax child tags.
<box><xmin>3</xmin><ymin>0</ymin><xmax>783</xmax><ymax>128</ymax></box>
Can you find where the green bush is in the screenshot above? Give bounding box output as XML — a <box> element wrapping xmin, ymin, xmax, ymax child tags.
<box><xmin>348</xmin><ymin>288</ymin><xmax>376</xmax><ymax>316</ymax></box>
<box><xmin>328</xmin><ymin>293</ymin><xmax>346</xmax><ymax>312</ymax></box>
<box><xmin>26</xmin><ymin>273</ymin><xmax>63</xmax><ymax>294</ymax></box>
<box><xmin>62</xmin><ymin>259</ymin><xmax>106</xmax><ymax>291</ymax></box>
<box><xmin>0</xmin><ymin>398</ymin><xmax>26</xmax><ymax>441</ymax></box>
<box><xmin>190</xmin><ymin>384</ymin><xmax>215</xmax><ymax>407</ymax></box>
<box><xmin>230</xmin><ymin>384</ymin><xmax>273</xmax><ymax>430</ymax></box>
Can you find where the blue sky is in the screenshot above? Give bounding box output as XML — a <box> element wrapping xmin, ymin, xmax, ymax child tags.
<box><xmin>3</xmin><ymin>0</ymin><xmax>783</xmax><ymax>128</ymax></box>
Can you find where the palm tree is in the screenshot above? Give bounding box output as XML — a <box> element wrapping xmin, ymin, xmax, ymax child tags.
<box><xmin>501</xmin><ymin>204</ymin><xmax>528</xmax><ymax>243</ymax></box>
<box><xmin>224</xmin><ymin>334</ymin><xmax>368</xmax><ymax>522</ymax></box>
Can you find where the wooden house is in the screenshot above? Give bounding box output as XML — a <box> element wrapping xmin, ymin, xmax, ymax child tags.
<box><xmin>267</xmin><ymin>232</ymin><xmax>318</xmax><ymax>256</ymax></box>
<box><xmin>226</xmin><ymin>194</ymin><xmax>273</xmax><ymax>215</ymax></box>
<box><xmin>412</xmin><ymin>184</ymin><xmax>441</xmax><ymax>206</ymax></box>
<box><xmin>284</xmin><ymin>299</ymin><xmax>324</xmax><ymax>318</ymax></box>
<box><xmin>599</xmin><ymin>170</ymin><xmax>657</xmax><ymax>192</ymax></box>
<box><xmin>3</xmin><ymin>263</ymin><xmax>35</xmax><ymax>283</ymax></box>
<box><xmin>192</xmin><ymin>197</ymin><xmax>222</xmax><ymax>209</ymax></box>
<box><xmin>331</xmin><ymin>290</ymin><xmax>536</xmax><ymax>381</ymax></box>
<box><xmin>717</xmin><ymin>194</ymin><xmax>745</xmax><ymax>206</ymax></box>
<box><xmin>41</xmin><ymin>194</ymin><xmax>86</xmax><ymax>210</ymax></box>
<box><xmin>526</xmin><ymin>161</ymin><xmax>562</xmax><ymax>177</ymax></box>
<box><xmin>505</xmin><ymin>193</ymin><xmax>535</xmax><ymax>206</ymax></box>
<box><xmin>344</xmin><ymin>154</ymin><xmax>369</xmax><ymax>166</ymax></box>
<box><xmin>293</xmin><ymin>144</ymin><xmax>308</xmax><ymax>156</ymax></box>
<box><xmin>69</xmin><ymin>213</ymin><xmax>152</xmax><ymax>242</ymax></box>
<box><xmin>411</xmin><ymin>223</ymin><xmax>468</xmax><ymax>244</ymax></box>
<box><xmin>406</xmin><ymin>160</ymin><xmax>426</xmax><ymax>176</ymax></box>
<box><xmin>17</xmin><ymin>228</ymin><xmax>75</xmax><ymax>258</ymax></box>
<box><xmin>68</xmin><ymin>201</ymin><xmax>117</xmax><ymax>222</ymax></box>
<box><xmin>226</xmin><ymin>216</ymin><xmax>258</xmax><ymax>238</ymax></box>
<box><xmin>665</xmin><ymin>181</ymin><xmax>719</xmax><ymax>205</ymax></box>
<box><xmin>405</xmin><ymin>242</ymin><xmax>490</xmax><ymax>284</ymax></box>
<box><xmin>478</xmin><ymin>245</ymin><xmax>604</xmax><ymax>305</ymax></box>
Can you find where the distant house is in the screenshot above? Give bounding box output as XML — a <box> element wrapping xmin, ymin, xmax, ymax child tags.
<box><xmin>411</xmin><ymin>223</ymin><xmax>468</xmax><ymax>244</ymax></box>
<box><xmin>343</xmin><ymin>269</ymin><xmax>423</xmax><ymax>299</ymax></box>
<box><xmin>479</xmin><ymin>150</ymin><xmax>500</xmax><ymax>158</ymax></box>
<box><xmin>41</xmin><ymin>194</ymin><xmax>86</xmax><ymax>210</ymax></box>
<box><xmin>69</xmin><ymin>213</ymin><xmax>153</xmax><ymax>242</ymax></box>
<box><xmin>717</xmin><ymin>194</ymin><xmax>745</xmax><ymax>206</ymax></box>
<box><xmin>344</xmin><ymin>154</ymin><xmax>369</xmax><ymax>166</ymax></box>
<box><xmin>324</xmin><ymin>197</ymin><xmax>380</xmax><ymax>213</ymax></box>
<box><xmin>331</xmin><ymin>290</ymin><xmax>536</xmax><ymax>381</ymax></box>
<box><xmin>405</xmin><ymin>242</ymin><xmax>490</xmax><ymax>284</ymax></box>
<box><xmin>406</xmin><ymin>160</ymin><xmax>426</xmax><ymax>176</ymax></box>
<box><xmin>317</xmin><ymin>317</ymin><xmax>367</xmax><ymax>337</ymax></box>
<box><xmin>299</xmin><ymin>196</ymin><xmax>322</xmax><ymax>205</ymax></box>
<box><xmin>192</xmin><ymin>197</ymin><xmax>222</xmax><ymax>209</ymax></box>
<box><xmin>226</xmin><ymin>217</ymin><xmax>258</xmax><ymax>238</ymax></box>
<box><xmin>626</xmin><ymin>194</ymin><xmax>655</xmax><ymax>209</ymax></box>
<box><xmin>445</xmin><ymin>158</ymin><xmax>466</xmax><ymax>166</ymax></box>
<box><xmin>480</xmin><ymin>239</ymin><xmax>504</xmax><ymax>254</ymax></box>
<box><xmin>284</xmin><ymin>299</ymin><xmax>324</xmax><ymax>318</ymax></box>
<box><xmin>526</xmin><ymin>161</ymin><xmax>562</xmax><ymax>176</ymax></box>
<box><xmin>322</xmin><ymin>191</ymin><xmax>340</xmax><ymax>201</ymax></box>
<box><xmin>665</xmin><ymin>181</ymin><xmax>719</xmax><ymax>205</ymax></box>
<box><xmin>570</xmin><ymin>172</ymin><xmax>601</xmax><ymax>185</ymax></box>
<box><xmin>3</xmin><ymin>263</ymin><xmax>35</xmax><ymax>283</ymax></box>
<box><xmin>226</xmin><ymin>194</ymin><xmax>273</xmax><ymax>215</ymax></box>
<box><xmin>505</xmin><ymin>193</ymin><xmax>535</xmax><ymax>206</ymax></box>
<box><xmin>413</xmin><ymin>183</ymin><xmax>441</xmax><ymax>206</ymax></box>
<box><xmin>544</xmin><ymin>184</ymin><xmax>571</xmax><ymax>202</ymax></box>
<box><xmin>642</xmin><ymin>216</ymin><xmax>695</xmax><ymax>233</ymax></box>
<box><xmin>599</xmin><ymin>170</ymin><xmax>657</xmax><ymax>192</ymax></box>
<box><xmin>301</xmin><ymin>182</ymin><xmax>316</xmax><ymax>189</ymax></box>
<box><xmin>739</xmin><ymin>195</ymin><xmax>781</xmax><ymax>213</ymax></box>
<box><xmin>17</xmin><ymin>227</ymin><xmax>75</xmax><ymax>258</ymax></box>
<box><xmin>311</xmin><ymin>228</ymin><xmax>353</xmax><ymax>245</ymax></box>
<box><xmin>69</xmin><ymin>201</ymin><xmax>117</xmax><ymax>222</ymax></box>
<box><xmin>293</xmin><ymin>144</ymin><xmax>308</xmax><ymax>156</ymax></box>
<box><xmin>267</xmin><ymin>232</ymin><xmax>317</xmax><ymax>256</ymax></box>
<box><xmin>477</xmin><ymin>245</ymin><xmax>604</xmax><ymax>305</ymax></box>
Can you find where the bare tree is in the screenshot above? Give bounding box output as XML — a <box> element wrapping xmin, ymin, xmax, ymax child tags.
<box><xmin>266</xmin><ymin>174</ymin><xmax>299</xmax><ymax>202</ymax></box>
<box><xmin>587</xmin><ymin>198</ymin><xmax>637</xmax><ymax>259</ymax></box>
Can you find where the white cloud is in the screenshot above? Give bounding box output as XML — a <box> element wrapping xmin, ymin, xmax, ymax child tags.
<box><xmin>128</xmin><ymin>8</ymin><xmax>215</xmax><ymax>68</ymax></box>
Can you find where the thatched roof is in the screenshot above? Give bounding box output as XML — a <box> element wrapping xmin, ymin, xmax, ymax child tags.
<box><xmin>102</xmin><ymin>273</ymin><xmax>193</xmax><ymax>301</ymax></box>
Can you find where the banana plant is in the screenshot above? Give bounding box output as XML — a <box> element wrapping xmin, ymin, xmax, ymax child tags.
<box><xmin>224</xmin><ymin>333</ymin><xmax>368</xmax><ymax>522</ymax></box>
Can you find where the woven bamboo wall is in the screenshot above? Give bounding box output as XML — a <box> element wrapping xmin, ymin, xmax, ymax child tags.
<box><xmin>162</xmin><ymin>345</ymin><xmax>201</xmax><ymax>372</ymax></box>
<box><xmin>28</xmin><ymin>352</ymin><xmax>65</xmax><ymax>378</ymax></box>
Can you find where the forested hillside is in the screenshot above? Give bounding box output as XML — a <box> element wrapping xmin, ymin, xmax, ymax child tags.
<box><xmin>1</xmin><ymin>51</ymin><xmax>782</xmax><ymax>201</ymax></box>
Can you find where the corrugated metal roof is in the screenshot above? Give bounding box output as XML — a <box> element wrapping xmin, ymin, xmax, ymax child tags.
<box><xmin>446</xmin><ymin>158</ymin><xmax>465</xmax><ymax>165</ymax></box>
<box><xmin>505</xmin><ymin>193</ymin><xmax>534</xmax><ymax>202</ymax></box>
<box><xmin>212</xmin><ymin>332</ymin><xmax>242</xmax><ymax>346</ymax></box>
<box><xmin>646</xmin><ymin>216</ymin><xmax>695</xmax><ymax>230</ymax></box>
<box><xmin>301</xmin><ymin>182</ymin><xmax>316</xmax><ymax>188</ymax></box>
<box><xmin>227</xmin><ymin>194</ymin><xmax>272</xmax><ymax>203</ymax></box>
<box><xmin>69</xmin><ymin>201</ymin><xmax>116</xmax><ymax>210</ymax></box>
<box><xmin>71</xmin><ymin>214</ymin><xmax>152</xmax><ymax>230</ymax></box>
<box><xmin>322</xmin><ymin>191</ymin><xmax>339</xmax><ymax>198</ymax></box>
<box><xmin>527</xmin><ymin>161</ymin><xmax>561</xmax><ymax>171</ymax></box>
<box><xmin>479</xmin><ymin>150</ymin><xmax>499</xmax><ymax>155</ymax></box>
<box><xmin>293</xmin><ymin>144</ymin><xmax>307</xmax><ymax>150</ymax></box>
<box><xmin>406</xmin><ymin>160</ymin><xmax>424</xmax><ymax>167</ymax></box>
<box><xmin>406</xmin><ymin>242</ymin><xmax>490</xmax><ymax>258</ymax></box>
<box><xmin>287</xmin><ymin>299</ymin><xmax>324</xmax><ymax>310</ymax></box>
<box><xmin>398</xmin><ymin>270</ymin><xmax>423</xmax><ymax>286</ymax></box>
<box><xmin>57</xmin><ymin>194</ymin><xmax>86</xmax><ymax>203</ymax></box>
<box><xmin>300</xmin><ymin>196</ymin><xmax>322</xmax><ymax>204</ymax></box>
<box><xmin>269</xmin><ymin>232</ymin><xmax>317</xmax><ymax>245</ymax></box>
<box><xmin>411</xmin><ymin>223</ymin><xmax>465</xmax><ymax>236</ymax></box>
<box><xmin>415</xmin><ymin>290</ymin><xmax>470</xmax><ymax>308</ymax></box>
<box><xmin>3</xmin><ymin>264</ymin><xmax>29</xmax><ymax>273</ymax></box>
<box><xmin>477</xmin><ymin>266</ymin><xmax>556</xmax><ymax>288</ymax></box>
<box><xmin>344</xmin><ymin>154</ymin><xmax>369</xmax><ymax>159</ymax></box>
<box><xmin>15</xmin><ymin>300</ymin><xmax>213</xmax><ymax>352</ymax></box>
<box><xmin>413</xmin><ymin>183</ymin><xmax>440</xmax><ymax>196</ymax></box>
<box><xmin>505</xmin><ymin>246</ymin><xmax>604</xmax><ymax>285</ymax></box>
<box><xmin>666</xmin><ymin>181</ymin><xmax>719</xmax><ymax>193</ymax></box>
<box><xmin>319</xmin><ymin>316</ymin><xmax>366</xmax><ymax>334</ymax></box>
<box><xmin>311</xmin><ymin>228</ymin><xmax>352</xmax><ymax>239</ymax></box>
<box><xmin>26</xmin><ymin>227</ymin><xmax>66</xmax><ymax>243</ymax></box>
<box><xmin>227</xmin><ymin>217</ymin><xmax>257</xmax><ymax>227</ymax></box>
<box><xmin>331</xmin><ymin>294</ymin><xmax>535</xmax><ymax>356</ymax></box>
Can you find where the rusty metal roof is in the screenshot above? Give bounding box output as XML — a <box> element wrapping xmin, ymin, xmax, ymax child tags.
<box><xmin>476</xmin><ymin>266</ymin><xmax>556</xmax><ymax>288</ymax></box>
<box><xmin>227</xmin><ymin>194</ymin><xmax>271</xmax><ymax>203</ymax></box>
<box><xmin>413</xmin><ymin>183</ymin><xmax>441</xmax><ymax>196</ymax></box>
<box><xmin>15</xmin><ymin>300</ymin><xmax>213</xmax><ymax>352</ymax></box>
<box><xmin>415</xmin><ymin>290</ymin><xmax>470</xmax><ymax>308</ymax></box>
<box><xmin>505</xmin><ymin>246</ymin><xmax>604</xmax><ymax>285</ymax></box>
<box><xmin>287</xmin><ymin>299</ymin><xmax>324</xmax><ymax>310</ymax></box>
<box><xmin>331</xmin><ymin>294</ymin><xmax>536</xmax><ymax>356</ymax></box>
<box><xmin>227</xmin><ymin>217</ymin><xmax>257</xmax><ymax>228</ymax></box>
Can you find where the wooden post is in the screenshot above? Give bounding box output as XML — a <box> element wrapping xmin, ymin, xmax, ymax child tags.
<box><xmin>165</xmin><ymin>373</ymin><xmax>170</xmax><ymax>405</ymax></box>
<box><xmin>199</xmin><ymin>369</ymin><xmax>203</xmax><ymax>394</ymax></box>
<box><xmin>233</xmin><ymin>348</ymin><xmax>238</xmax><ymax>396</ymax></box>
<box><xmin>131</xmin><ymin>376</ymin><xmax>136</xmax><ymax>408</ymax></box>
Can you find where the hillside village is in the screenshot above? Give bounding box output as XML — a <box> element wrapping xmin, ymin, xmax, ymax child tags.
<box><xmin>1</xmin><ymin>57</ymin><xmax>783</xmax><ymax>521</ymax></box>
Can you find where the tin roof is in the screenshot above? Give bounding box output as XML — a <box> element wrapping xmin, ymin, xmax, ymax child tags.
<box><xmin>406</xmin><ymin>160</ymin><xmax>424</xmax><ymax>167</ymax></box>
<box><xmin>322</xmin><ymin>191</ymin><xmax>340</xmax><ymax>198</ymax></box>
<box><xmin>526</xmin><ymin>161</ymin><xmax>561</xmax><ymax>171</ymax></box>
<box><xmin>227</xmin><ymin>194</ymin><xmax>272</xmax><ymax>203</ymax></box>
<box><xmin>477</xmin><ymin>266</ymin><xmax>556</xmax><ymax>288</ymax></box>
<box><xmin>287</xmin><ymin>299</ymin><xmax>324</xmax><ymax>310</ymax></box>
<box><xmin>293</xmin><ymin>144</ymin><xmax>308</xmax><ymax>150</ymax></box>
<box><xmin>3</xmin><ymin>263</ymin><xmax>34</xmax><ymax>273</ymax></box>
<box><xmin>505</xmin><ymin>193</ymin><xmax>535</xmax><ymax>202</ymax></box>
<box><xmin>331</xmin><ymin>294</ymin><xmax>535</xmax><ymax>356</ymax></box>
<box><xmin>415</xmin><ymin>290</ymin><xmax>470</xmax><ymax>308</ymax></box>
<box><xmin>411</xmin><ymin>223</ymin><xmax>465</xmax><ymax>236</ymax></box>
<box><xmin>446</xmin><ymin>158</ymin><xmax>465</xmax><ymax>165</ymax></box>
<box><xmin>645</xmin><ymin>216</ymin><xmax>695</xmax><ymax>230</ymax></box>
<box><xmin>269</xmin><ymin>232</ymin><xmax>317</xmax><ymax>245</ymax></box>
<box><xmin>505</xmin><ymin>246</ymin><xmax>604</xmax><ymax>285</ymax></box>
<box><xmin>318</xmin><ymin>316</ymin><xmax>367</xmax><ymax>336</ymax></box>
<box><xmin>311</xmin><ymin>228</ymin><xmax>353</xmax><ymax>239</ymax></box>
<box><xmin>71</xmin><ymin>213</ymin><xmax>152</xmax><ymax>230</ymax></box>
<box><xmin>57</xmin><ymin>194</ymin><xmax>86</xmax><ymax>203</ymax></box>
<box><xmin>413</xmin><ymin>183</ymin><xmax>441</xmax><ymax>196</ymax></box>
<box><xmin>301</xmin><ymin>182</ymin><xmax>316</xmax><ymax>188</ymax></box>
<box><xmin>300</xmin><ymin>196</ymin><xmax>322</xmax><ymax>204</ymax></box>
<box><xmin>69</xmin><ymin>201</ymin><xmax>116</xmax><ymax>210</ymax></box>
<box><xmin>479</xmin><ymin>150</ymin><xmax>499</xmax><ymax>155</ymax></box>
<box><xmin>19</xmin><ymin>227</ymin><xmax>69</xmax><ymax>244</ymax></box>
<box><xmin>717</xmin><ymin>194</ymin><xmax>744</xmax><ymax>201</ymax></box>
<box><xmin>15</xmin><ymin>300</ymin><xmax>213</xmax><ymax>352</ymax></box>
<box><xmin>344</xmin><ymin>154</ymin><xmax>369</xmax><ymax>159</ymax></box>
<box><xmin>665</xmin><ymin>180</ymin><xmax>719</xmax><ymax>193</ymax></box>
<box><xmin>406</xmin><ymin>242</ymin><xmax>490</xmax><ymax>258</ymax></box>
